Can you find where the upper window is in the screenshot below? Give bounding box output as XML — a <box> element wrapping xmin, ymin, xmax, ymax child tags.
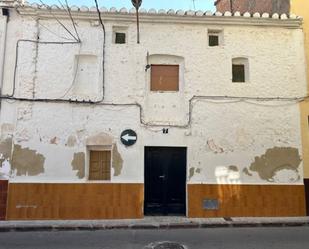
<box><xmin>209</xmin><ymin>35</ymin><xmax>219</xmax><ymax>47</ymax></box>
<box><xmin>113</xmin><ymin>26</ymin><xmax>128</xmax><ymax>44</ymax></box>
<box><xmin>208</xmin><ymin>29</ymin><xmax>223</xmax><ymax>47</ymax></box>
<box><xmin>150</xmin><ymin>65</ymin><xmax>179</xmax><ymax>91</ymax></box>
<box><xmin>232</xmin><ymin>58</ymin><xmax>249</xmax><ymax>83</ymax></box>
<box><xmin>89</xmin><ymin>150</ymin><xmax>111</xmax><ymax>181</ymax></box>
<box><xmin>115</xmin><ymin>32</ymin><xmax>126</xmax><ymax>44</ymax></box>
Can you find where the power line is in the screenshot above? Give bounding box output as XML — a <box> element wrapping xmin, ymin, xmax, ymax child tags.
<box><xmin>94</xmin><ymin>0</ymin><xmax>106</xmax><ymax>102</ymax></box>
<box><xmin>30</xmin><ymin>16</ymin><xmax>77</xmax><ymax>42</ymax></box>
<box><xmin>63</xmin><ymin>0</ymin><xmax>81</xmax><ymax>42</ymax></box>
<box><xmin>39</xmin><ymin>0</ymin><xmax>80</xmax><ymax>42</ymax></box>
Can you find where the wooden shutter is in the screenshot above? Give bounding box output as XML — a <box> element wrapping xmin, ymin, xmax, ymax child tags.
<box><xmin>89</xmin><ymin>151</ymin><xmax>111</xmax><ymax>180</ymax></box>
<box><xmin>151</xmin><ymin>65</ymin><xmax>179</xmax><ymax>91</ymax></box>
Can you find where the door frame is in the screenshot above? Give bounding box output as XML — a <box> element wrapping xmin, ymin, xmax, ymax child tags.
<box><xmin>144</xmin><ymin>146</ymin><xmax>188</xmax><ymax>216</ymax></box>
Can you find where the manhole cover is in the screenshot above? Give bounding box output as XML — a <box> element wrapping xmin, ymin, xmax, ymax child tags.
<box><xmin>145</xmin><ymin>241</ymin><xmax>186</xmax><ymax>249</ymax></box>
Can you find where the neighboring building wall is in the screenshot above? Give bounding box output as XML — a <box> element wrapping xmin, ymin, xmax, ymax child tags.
<box><xmin>215</xmin><ymin>0</ymin><xmax>290</xmax><ymax>14</ymax></box>
<box><xmin>0</xmin><ymin>5</ymin><xmax>307</xmax><ymax>219</ymax></box>
<box><xmin>291</xmin><ymin>0</ymin><xmax>309</xmax><ymax>215</ymax></box>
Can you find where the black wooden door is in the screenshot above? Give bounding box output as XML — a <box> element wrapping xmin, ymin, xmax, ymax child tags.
<box><xmin>144</xmin><ymin>147</ymin><xmax>186</xmax><ymax>216</ymax></box>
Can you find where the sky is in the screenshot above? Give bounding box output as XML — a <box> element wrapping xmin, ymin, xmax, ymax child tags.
<box><xmin>31</xmin><ymin>0</ymin><xmax>216</xmax><ymax>11</ymax></box>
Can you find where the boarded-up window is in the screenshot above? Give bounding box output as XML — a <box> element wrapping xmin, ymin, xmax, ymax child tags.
<box><xmin>89</xmin><ymin>151</ymin><xmax>111</xmax><ymax>181</ymax></box>
<box><xmin>151</xmin><ymin>65</ymin><xmax>179</xmax><ymax>91</ymax></box>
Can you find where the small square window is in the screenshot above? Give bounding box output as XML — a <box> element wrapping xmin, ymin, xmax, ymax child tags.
<box><xmin>208</xmin><ymin>29</ymin><xmax>223</xmax><ymax>47</ymax></box>
<box><xmin>115</xmin><ymin>32</ymin><xmax>126</xmax><ymax>44</ymax></box>
<box><xmin>89</xmin><ymin>150</ymin><xmax>111</xmax><ymax>181</ymax></box>
<box><xmin>113</xmin><ymin>26</ymin><xmax>128</xmax><ymax>44</ymax></box>
<box><xmin>150</xmin><ymin>65</ymin><xmax>179</xmax><ymax>91</ymax></box>
<box><xmin>232</xmin><ymin>64</ymin><xmax>245</xmax><ymax>82</ymax></box>
<box><xmin>209</xmin><ymin>35</ymin><xmax>219</xmax><ymax>47</ymax></box>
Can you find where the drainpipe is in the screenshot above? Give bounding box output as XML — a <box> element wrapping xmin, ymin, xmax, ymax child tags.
<box><xmin>0</xmin><ymin>9</ymin><xmax>8</xmax><ymax>100</ymax></box>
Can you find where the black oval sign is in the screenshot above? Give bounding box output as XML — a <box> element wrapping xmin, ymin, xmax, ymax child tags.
<box><xmin>120</xmin><ymin>129</ymin><xmax>137</xmax><ymax>146</ymax></box>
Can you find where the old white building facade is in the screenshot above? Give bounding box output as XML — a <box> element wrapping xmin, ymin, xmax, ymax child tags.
<box><xmin>0</xmin><ymin>1</ymin><xmax>307</xmax><ymax>219</ymax></box>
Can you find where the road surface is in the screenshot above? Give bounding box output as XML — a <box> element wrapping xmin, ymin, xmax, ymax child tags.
<box><xmin>0</xmin><ymin>227</ymin><xmax>308</xmax><ymax>249</ymax></box>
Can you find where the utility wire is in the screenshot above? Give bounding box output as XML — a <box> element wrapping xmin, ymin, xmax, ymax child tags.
<box><xmin>94</xmin><ymin>0</ymin><xmax>106</xmax><ymax>101</ymax></box>
<box><xmin>4</xmin><ymin>39</ymin><xmax>80</xmax><ymax>98</ymax></box>
<box><xmin>192</xmin><ymin>0</ymin><xmax>196</xmax><ymax>10</ymax></box>
<box><xmin>63</xmin><ymin>0</ymin><xmax>81</xmax><ymax>42</ymax></box>
<box><xmin>39</xmin><ymin>0</ymin><xmax>80</xmax><ymax>42</ymax></box>
<box><xmin>57</xmin><ymin>43</ymin><xmax>82</xmax><ymax>99</ymax></box>
<box><xmin>30</xmin><ymin>16</ymin><xmax>77</xmax><ymax>42</ymax></box>
<box><xmin>1</xmin><ymin>94</ymin><xmax>308</xmax><ymax>129</ymax></box>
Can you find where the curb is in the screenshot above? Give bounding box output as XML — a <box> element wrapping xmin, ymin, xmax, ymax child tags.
<box><xmin>1</xmin><ymin>220</ymin><xmax>309</xmax><ymax>232</ymax></box>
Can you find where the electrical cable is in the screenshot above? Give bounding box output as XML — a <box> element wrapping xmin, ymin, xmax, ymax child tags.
<box><xmin>1</xmin><ymin>94</ymin><xmax>308</xmax><ymax>129</ymax></box>
<box><xmin>38</xmin><ymin>0</ymin><xmax>80</xmax><ymax>42</ymax></box>
<box><xmin>30</xmin><ymin>16</ymin><xmax>77</xmax><ymax>42</ymax></box>
<box><xmin>94</xmin><ymin>0</ymin><xmax>106</xmax><ymax>102</ymax></box>
<box><xmin>57</xmin><ymin>42</ymin><xmax>82</xmax><ymax>99</ymax></box>
<box><xmin>4</xmin><ymin>39</ymin><xmax>80</xmax><ymax>98</ymax></box>
<box><xmin>63</xmin><ymin>0</ymin><xmax>81</xmax><ymax>42</ymax></box>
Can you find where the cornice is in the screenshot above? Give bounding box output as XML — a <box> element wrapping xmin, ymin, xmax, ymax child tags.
<box><xmin>5</xmin><ymin>2</ymin><xmax>303</xmax><ymax>28</ymax></box>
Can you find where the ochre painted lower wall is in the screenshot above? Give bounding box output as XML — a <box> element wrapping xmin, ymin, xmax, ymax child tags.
<box><xmin>0</xmin><ymin>180</ymin><xmax>8</xmax><ymax>220</ymax></box>
<box><xmin>188</xmin><ymin>184</ymin><xmax>306</xmax><ymax>217</ymax></box>
<box><xmin>305</xmin><ymin>179</ymin><xmax>309</xmax><ymax>216</ymax></box>
<box><xmin>6</xmin><ymin>183</ymin><xmax>306</xmax><ymax>220</ymax></box>
<box><xmin>7</xmin><ymin>183</ymin><xmax>144</xmax><ymax>220</ymax></box>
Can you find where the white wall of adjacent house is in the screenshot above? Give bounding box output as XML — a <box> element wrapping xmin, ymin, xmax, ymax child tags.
<box><xmin>0</xmin><ymin>7</ymin><xmax>307</xmax><ymax>185</ymax></box>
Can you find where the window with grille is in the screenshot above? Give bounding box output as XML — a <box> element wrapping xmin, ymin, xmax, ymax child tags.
<box><xmin>150</xmin><ymin>65</ymin><xmax>179</xmax><ymax>91</ymax></box>
<box><xmin>209</xmin><ymin>35</ymin><xmax>219</xmax><ymax>47</ymax></box>
<box><xmin>115</xmin><ymin>32</ymin><xmax>126</xmax><ymax>44</ymax></box>
<box><xmin>208</xmin><ymin>29</ymin><xmax>223</xmax><ymax>47</ymax></box>
<box><xmin>89</xmin><ymin>150</ymin><xmax>111</xmax><ymax>181</ymax></box>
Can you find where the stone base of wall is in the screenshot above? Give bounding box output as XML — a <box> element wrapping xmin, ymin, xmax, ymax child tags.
<box><xmin>188</xmin><ymin>184</ymin><xmax>306</xmax><ymax>217</ymax></box>
<box><xmin>0</xmin><ymin>180</ymin><xmax>8</xmax><ymax>220</ymax></box>
<box><xmin>7</xmin><ymin>183</ymin><xmax>144</xmax><ymax>220</ymax></box>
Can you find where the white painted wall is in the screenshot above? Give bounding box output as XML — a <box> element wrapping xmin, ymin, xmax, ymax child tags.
<box><xmin>0</xmin><ymin>7</ymin><xmax>307</xmax><ymax>185</ymax></box>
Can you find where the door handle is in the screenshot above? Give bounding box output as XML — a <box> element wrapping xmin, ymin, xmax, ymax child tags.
<box><xmin>159</xmin><ymin>175</ymin><xmax>165</xmax><ymax>179</ymax></box>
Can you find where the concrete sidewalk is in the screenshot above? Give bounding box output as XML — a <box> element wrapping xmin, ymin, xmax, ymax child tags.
<box><xmin>1</xmin><ymin>216</ymin><xmax>309</xmax><ymax>232</ymax></box>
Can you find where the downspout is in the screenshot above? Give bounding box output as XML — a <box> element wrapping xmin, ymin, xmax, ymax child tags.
<box><xmin>0</xmin><ymin>9</ymin><xmax>8</xmax><ymax>109</ymax></box>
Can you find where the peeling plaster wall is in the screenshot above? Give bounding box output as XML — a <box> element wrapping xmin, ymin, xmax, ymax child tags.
<box><xmin>0</xmin><ymin>10</ymin><xmax>307</xmax><ymax>185</ymax></box>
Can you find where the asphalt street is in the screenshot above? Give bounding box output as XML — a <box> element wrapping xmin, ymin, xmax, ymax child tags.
<box><xmin>0</xmin><ymin>227</ymin><xmax>308</xmax><ymax>249</ymax></box>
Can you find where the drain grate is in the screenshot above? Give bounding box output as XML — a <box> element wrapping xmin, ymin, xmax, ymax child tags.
<box><xmin>145</xmin><ymin>241</ymin><xmax>186</xmax><ymax>249</ymax></box>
